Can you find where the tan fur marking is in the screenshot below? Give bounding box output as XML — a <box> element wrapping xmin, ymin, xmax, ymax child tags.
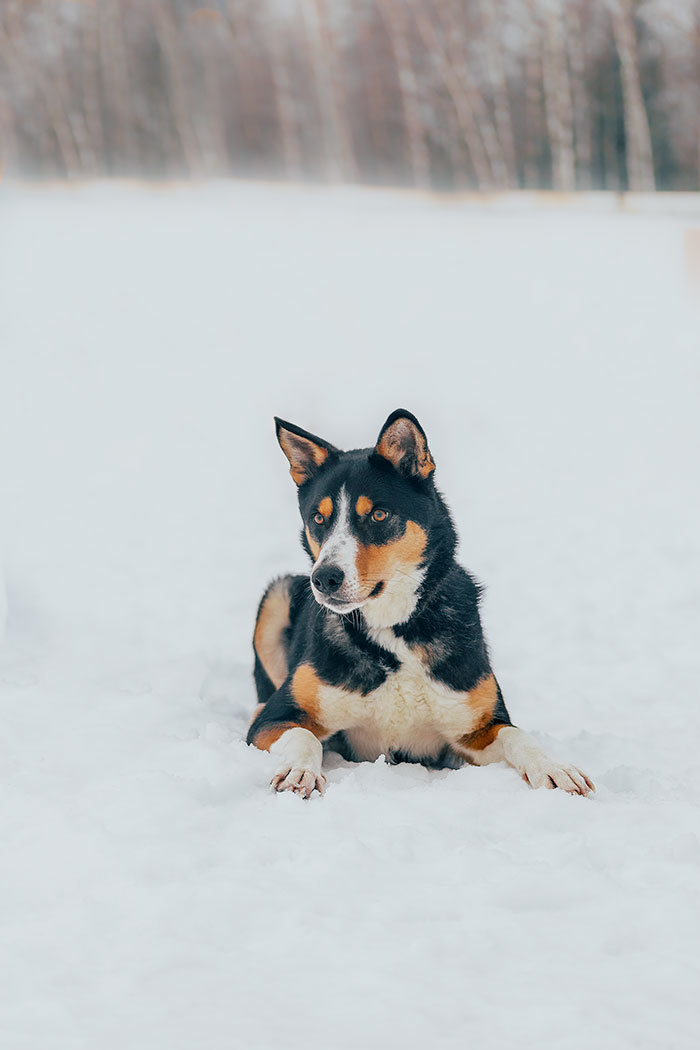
<box><xmin>414</xmin><ymin>639</ymin><xmax>448</xmax><ymax>666</ymax></box>
<box><xmin>318</xmin><ymin>497</ymin><xmax>333</xmax><ymax>518</ymax></box>
<box><xmin>458</xmin><ymin>722</ymin><xmax>505</xmax><ymax>751</ymax></box>
<box><xmin>305</xmin><ymin>527</ymin><xmax>321</xmax><ymax>561</ymax></box>
<box><xmin>250</xmin><ymin>665</ymin><xmax>329</xmax><ymax>753</ymax></box>
<box><xmin>376</xmin><ymin>419</ymin><xmax>435</xmax><ymax>479</ymax></box>
<box><xmin>455</xmin><ymin>675</ymin><xmax>501</xmax><ymax>749</ymax></box>
<box><xmin>355</xmin><ymin>496</ymin><xmax>373</xmax><ymax>517</ymax></box>
<box><xmin>355</xmin><ymin>520</ymin><xmax>427</xmax><ymax>587</ymax></box>
<box><xmin>278</xmin><ymin>430</ymin><xmax>329</xmax><ymax>486</ymax></box>
<box><xmin>252</xmin><ymin>723</ymin><xmax>296</xmax><ymax>751</ymax></box>
<box><xmin>290</xmin><ymin>663</ymin><xmax>327</xmax><ymax>737</ymax></box>
<box><xmin>467</xmin><ymin>673</ymin><xmax>499</xmax><ymax>722</ymax></box>
<box><xmin>253</xmin><ymin>586</ymin><xmax>291</xmax><ymax>689</ymax></box>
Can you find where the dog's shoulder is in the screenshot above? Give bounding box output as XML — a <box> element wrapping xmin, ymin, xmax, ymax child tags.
<box><xmin>391</xmin><ymin>561</ymin><xmax>490</xmax><ymax>692</ymax></box>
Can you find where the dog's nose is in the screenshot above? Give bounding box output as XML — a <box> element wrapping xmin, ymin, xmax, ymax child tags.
<box><xmin>312</xmin><ymin>564</ymin><xmax>345</xmax><ymax>595</ymax></box>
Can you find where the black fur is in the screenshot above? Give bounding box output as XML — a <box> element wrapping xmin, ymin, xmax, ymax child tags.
<box><xmin>247</xmin><ymin>411</ymin><xmax>513</xmax><ymax>765</ymax></box>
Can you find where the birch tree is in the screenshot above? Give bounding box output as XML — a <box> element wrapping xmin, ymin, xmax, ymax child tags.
<box><xmin>610</xmin><ymin>0</ymin><xmax>655</xmax><ymax>190</ymax></box>
<box><xmin>377</xmin><ymin>0</ymin><xmax>431</xmax><ymax>188</ymax></box>
<box><xmin>541</xmin><ymin>0</ymin><xmax>576</xmax><ymax>190</ymax></box>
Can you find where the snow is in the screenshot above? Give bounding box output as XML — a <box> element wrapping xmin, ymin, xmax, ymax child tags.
<box><xmin>1</xmin><ymin>182</ymin><xmax>699</xmax><ymax>1049</ymax></box>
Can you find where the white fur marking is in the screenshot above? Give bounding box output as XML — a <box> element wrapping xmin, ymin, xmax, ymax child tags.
<box><xmin>311</xmin><ymin>486</ymin><xmax>362</xmax><ymax>609</ymax></box>
<box><xmin>362</xmin><ymin>566</ymin><xmax>425</xmax><ymax>629</ymax></box>
<box><xmin>314</xmin><ymin>630</ymin><xmax>474</xmax><ymax>762</ymax></box>
<box><xmin>269</xmin><ymin>727</ymin><xmax>326</xmax><ymax>797</ymax></box>
<box><xmin>465</xmin><ymin>726</ymin><xmax>594</xmax><ymax>796</ymax></box>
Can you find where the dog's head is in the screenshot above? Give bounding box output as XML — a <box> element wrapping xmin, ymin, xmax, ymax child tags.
<box><xmin>275</xmin><ymin>410</ymin><xmax>455</xmax><ymax>628</ymax></box>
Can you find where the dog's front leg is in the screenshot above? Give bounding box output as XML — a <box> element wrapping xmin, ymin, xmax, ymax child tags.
<box><xmin>268</xmin><ymin>726</ymin><xmax>326</xmax><ymax>797</ymax></box>
<box><xmin>247</xmin><ymin>683</ymin><xmax>327</xmax><ymax>798</ymax></box>
<box><xmin>458</xmin><ymin>724</ymin><xmax>595</xmax><ymax>796</ymax></box>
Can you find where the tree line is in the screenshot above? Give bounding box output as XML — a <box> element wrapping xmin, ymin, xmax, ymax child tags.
<box><xmin>1</xmin><ymin>0</ymin><xmax>698</xmax><ymax>190</ymax></box>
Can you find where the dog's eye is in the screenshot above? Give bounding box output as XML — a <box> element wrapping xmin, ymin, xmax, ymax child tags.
<box><xmin>372</xmin><ymin>508</ymin><xmax>388</xmax><ymax>522</ymax></box>
<box><xmin>313</xmin><ymin>512</ymin><xmax>324</xmax><ymax>525</ymax></box>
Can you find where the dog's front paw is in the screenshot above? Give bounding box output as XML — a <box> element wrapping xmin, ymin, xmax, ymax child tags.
<box><xmin>271</xmin><ymin>766</ymin><xmax>326</xmax><ymax>798</ymax></box>
<box><xmin>521</xmin><ymin>758</ymin><xmax>595</xmax><ymax>797</ymax></box>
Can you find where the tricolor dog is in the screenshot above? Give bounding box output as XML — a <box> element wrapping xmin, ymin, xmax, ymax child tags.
<box><xmin>248</xmin><ymin>410</ymin><xmax>594</xmax><ymax>799</ymax></box>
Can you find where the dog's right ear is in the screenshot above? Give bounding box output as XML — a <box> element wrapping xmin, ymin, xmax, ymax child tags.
<box><xmin>274</xmin><ymin>418</ymin><xmax>339</xmax><ymax>487</ymax></box>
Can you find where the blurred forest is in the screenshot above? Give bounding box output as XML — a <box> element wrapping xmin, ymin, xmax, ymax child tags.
<box><xmin>1</xmin><ymin>0</ymin><xmax>698</xmax><ymax>190</ymax></box>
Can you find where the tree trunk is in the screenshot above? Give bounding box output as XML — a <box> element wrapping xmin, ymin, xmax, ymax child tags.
<box><xmin>377</xmin><ymin>0</ymin><xmax>431</xmax><ymax>189</ymax></box>
<box><xmin>478</xmin><ymin>0</ymin><xmax>518</xmax><ymax>186</ymax></box>
<box><xmin>3</xmin><ymin>1</ymin><xmax>80</xmax><ymax>176</ymax></box>
<box><xmin>99</xmin><ymin>0</ymin><xmax>138</xmax><ymax>172</ymax></box>
<box><xmin>541</xmin><ymin>0</ymin><xmax>576</xmax><ymax>191</ymax></box>
<box><xmin>81</xmin><ymin>1</ymin><xmax>105</xmax><ymax>174</ymax></box>
<box><xmin>151</xmin><ymin>1</ymin><xmax>201</xmax><ymax>176</ymax></box>
<box><xmin>445</xmin><ymin>0</ymin><xmax>509</xmax><ymax>188</ymax></box>
<box><xmin>301</xmin><ymin>0</ymin><xmax>355</xmax><ymax>182</ymax></box>
<box><xmin>565</xmin><ymin>1</ymin><xmax>592</xmax><ymax>188</ymax></box>
<box><xmin>266</xmin><ymin>10</ymin><xmax>303</xmax><ymax>179</ymax></box>
<box><xmin>523</xmin><ymin>3</ymin><xmax>544</xmax><ymax>188</ymax></box>
<box><xmin>414</xmin><ymin>4</ymin><xmax>492</xmax><ymax>189</ymax></box>
<box><xmin>610</xmin><ymin>0</ymin><xmax>655</xmax><ymax>191</ymax></box>
<box><xmin>44</xmin><ymin>0</ymin><xmax>97</xmax><ymax>175</ymax></box>
<box><xmin>0</xmin><ymin>94</ymin><xmax>17</xmax><ymax>176</ymax></box>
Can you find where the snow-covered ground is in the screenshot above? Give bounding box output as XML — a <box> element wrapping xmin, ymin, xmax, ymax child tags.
<box><xmin>1</xmin><ymin>183</ymin><xmax>699</xmax><ymax>1049</ymax></box>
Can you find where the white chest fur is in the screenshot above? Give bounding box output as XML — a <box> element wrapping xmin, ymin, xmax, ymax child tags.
<box><xmin>316</xmin><ymin>627</ymin><xmax>475</xmax><ymax>762</ymax></box>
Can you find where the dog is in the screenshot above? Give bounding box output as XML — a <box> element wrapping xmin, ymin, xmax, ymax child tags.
<box><xmin>248</xmin><ymin>410</ymin><xmax>594</xmax><ymax>799</ymax></box>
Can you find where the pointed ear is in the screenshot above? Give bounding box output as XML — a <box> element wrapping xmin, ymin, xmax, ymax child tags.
<box><xmin>274</xmin><ymin>417</ymin><xmax>339</xmax><ymax>487</ymax></box>
<box><xmin>373</xmin><ymin>409</ymin><xmax>435</xmax><ymax>480</ymax></box>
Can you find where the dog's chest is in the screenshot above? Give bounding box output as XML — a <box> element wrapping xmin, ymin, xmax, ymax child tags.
<box><xmin>318</xmin><ymin>628</ymin><xmax>470</xmax><ymax>761</ymax></box>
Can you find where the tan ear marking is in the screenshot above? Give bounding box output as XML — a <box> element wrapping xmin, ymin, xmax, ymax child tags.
<box><xmin>375</xmin><ymin>416</ymin><xmax>435</xmax><ymax>479</ymax></box>
<box><xmin>277</xmin><ymin>426</ymin><xmax>331</xmax><ymax>486</ymax></box>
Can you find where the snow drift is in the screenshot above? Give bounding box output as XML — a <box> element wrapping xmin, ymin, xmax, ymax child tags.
<box><xmin>1</xmin><ymin>184</ymin><xmax>699</xmax><ymax>1050</ymax></box>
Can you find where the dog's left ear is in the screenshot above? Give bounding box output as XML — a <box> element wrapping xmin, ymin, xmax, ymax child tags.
<box><xmin>275</xmin><ymin>417</ymin><xmax>339</xmax><ymax>487</ymax></box>
<box><xmin>373</xmin><ymin>409</ymin><xmax>435</xmax><ymax>480</ymax></box>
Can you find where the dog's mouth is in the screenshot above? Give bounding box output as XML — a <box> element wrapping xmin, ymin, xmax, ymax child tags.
<box><xmin>320</xmin><ymin>596</ymin><xmax>364</xmax><ymax>614</ymax></box>
<box><xmin>311</xmin><ymin>579</ymin><xmax>385</xmax><ymax>614</ymax></box>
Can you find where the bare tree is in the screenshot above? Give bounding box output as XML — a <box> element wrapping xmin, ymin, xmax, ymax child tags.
<box><xmin>522</xmin><ymin>4</ymin><xmax>545</xmax><ymax>188</ymax></box>
<box><xmin>44</xmin><ymin>1</ymin><xmax>96</xmax><ymax>175</ymax></box>
<box><xmin>265</xmin><ymin>4</ymin><xmax>303</xmax><ymax>179</ymax></box>
<box><xmin>150</xmin><ymin>2</ymin><xmax>201</xmax><ymax>175</ymax></box>
<box><xmin>301</xmin><ymin>0</ymin><xmax>356</xmax><ymax>181</ymax></box>
<box><xmin>565</xmin><ymin>0</ymin><xmax>592</xmax><ymax>188</ymax></box>
<box><xmin>189</xmin><ymin>9</ymin><xmax>229</xmax><ymax>174</ymax></box>
<box><xmin>610</xmin><ymin>0</ymin><xmax>655</xmax><ymax>190</ymax></box>
<box><xmin>3</xmin><ymin>0</ymin><xmax>82</xmax><ymax>176</ymax></box>
<box><xmin>541</xmin><ymin>0</ymin><xmax>576</xmax><ymax>190</ymax></box>
<box><xmin>81</xmin><ymin>1</ymin><xmax>105</xmax><ymax>175</ymax></box>
<box><xmin>478</xmin><ymin>0</ymin><xmax>518</xmax><ymax>185</ymax></box>
<box><xmin>414</xmin><ymin>2</ymin><xmax>494</xmax><ymax>189</ymax></box>
<box><xmin>377</xmin><ymin>0</ymin><xmax>431</xmax><ymax>188</ymax></box>
<box><xmin>0</xmin><ymin>0</ymin><xmax>696</xmax><ymax>190</ymax></box>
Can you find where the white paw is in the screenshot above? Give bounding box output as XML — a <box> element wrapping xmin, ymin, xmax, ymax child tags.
<box><xmin>521</xmin><ymin>758</ymin><xmax>595</xmax><ymax>796</ymax></box>
<box><xmin>271</xmin><ymin>766</ymin><xmax>326</xmax><ymax>798</ymax></box>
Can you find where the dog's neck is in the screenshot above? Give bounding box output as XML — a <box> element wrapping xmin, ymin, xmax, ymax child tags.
<box><xmin>360</xmin><ymin>549</ymin><xmax>457</xmax><ymax>634</ymax></box>
<box><xmin>360</xmin><ymin>565</ymin><xmax>427</xmax><ymax>630</ymax></box>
